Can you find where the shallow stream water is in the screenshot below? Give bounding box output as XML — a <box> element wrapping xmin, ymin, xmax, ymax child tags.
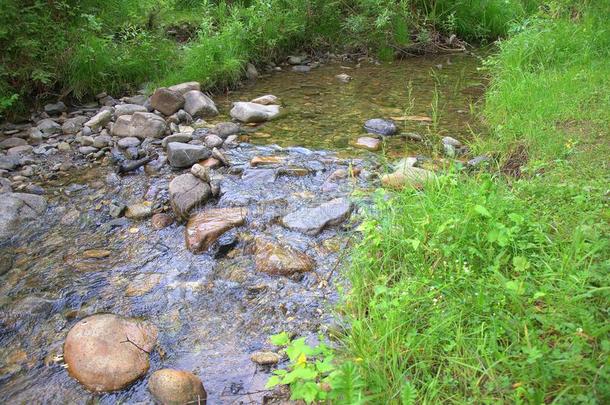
<box><xmin>0</xmin><ymin>54</ymin><xmax>485</xmax><ymax>404</ymax></box>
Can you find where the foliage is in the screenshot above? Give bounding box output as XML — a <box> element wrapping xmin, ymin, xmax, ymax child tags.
<box><xmin>336</xmin><ymin>1</ymin><xmax>610</xmax><ymax>403</ymax></box>
<box><xmin>267</xmin><ymin>332</ymin><xmax>368</xmax><ymax>404</ymax></box>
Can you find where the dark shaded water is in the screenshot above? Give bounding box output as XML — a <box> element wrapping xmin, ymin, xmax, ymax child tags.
<box><xmin>0</xmin><ymin>55</ymin><xmax>485</xmax><ymax>404</ymax></box>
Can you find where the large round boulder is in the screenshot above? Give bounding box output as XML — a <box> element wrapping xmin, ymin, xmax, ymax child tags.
<box><xmin>148</xmin><ymin>369</ymin><xmax>207</xmax><ymax>405</ymax></box>
<box><xmin>63</xmin><ymin>314</ymin><xmax>158</xmax><ymax>392</ymax></box>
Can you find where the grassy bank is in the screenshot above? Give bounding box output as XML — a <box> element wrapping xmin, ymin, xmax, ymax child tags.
<box><xmin>329</xmin><ymin>1</ymin><xmax>609</xmax><ymax>403</ymax></box>
<box><xmin>1</xmin><ymin>0</ymin><xmax>537</xmax><ymax>118</ymax></box>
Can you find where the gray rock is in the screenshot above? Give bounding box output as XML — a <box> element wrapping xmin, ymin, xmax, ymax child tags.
<box><xmin>117</xmin><ymin>137</ymin><xmax>141</xmax><ymax>149</ymax></box>
<box><xmin>150</xmin><ymin>88</ymin><xmax>184</xmax><ymax>116</ymax></box>
<box><xmin>287</xmin><ymin>56</ymin><xmax>305</xmax><ymax>65</ymax></box>
<box><xmin>29</xmin><ymin>128</ymin><xmax>44</xmax><ymax>141</ymax></box>
<box><xmin>168</xmin><ymin>81</ymin><xmax>201</xmax><ymax>95</ymax></box>
<box><xmin>442</xmin><ymin>136</ymin><xmax>462</xmax><ymax>147</ymax></box>
<box><xmin>114</xmin><ymin>103</ymin><xmax>148</xmax><ymax>117</ymax></box>
<box><xmin>80</xmin><ymin>136</ymin><xmax>94</xmax><ymax>146</ymax></box>
<box><xmin>169</xmin><ymin>173</ymin><xmax>211</xmax><ymax>219</ymax></box>
<box><xmin>44</xmin><ymin>101</ymin><xmax>67</xmax><ymax>115</ymax></box>
<box><xmin>78</xmin><ymin>146</ymin><xmax>98</xmax><ymax>155</ymax></box>
<box><xmin>212</xmin><ymin>122</ymin><xmax>240</xmax><ymax>139</ymax></box>
<box><xmin>0</xmin><ymin>177</ymin><xmax>11</xmax><ymax>193</ymax></box>
<box><xmin>162</xmin><ymin>133</ymin><xmax>193</xmax><ymax>148</ymax></box>
<box><xmin>62</xmin><ymin>116</ymin><xmax>88</xmax><ymax>135</ymax></box>
<box><xmin>292</xmin><ymin>65</ymin><xmax>311</xmax><ymax>73</ymax></box>
<box><xmin>167</xmin><ymin>142</ymin><xmax>210</xmax><ymax>168</ymax></box>
<box><xmin>84</xmin><ymin>110</ymin><xmax>112</xmax><ymax>131</ymax></box>
<box><xmin>204</xmin><ymin>134</ymin><xmax>223</xmax><ymax>149</ymax></box>
<box><xmin>93</xmin><ymin>135</ymin><xmax>112</xmax><ymax>149</ymax></box>
<box><xmin>112</xmin><ymin>112</ymin><xmax>166</xmax><ymax>139</ymax></box>
<box><xmin>123</xmin><ymin>94</ymin><xmax>148</xmax><ymax>106</ymax></box>
<box><xmin>336</xmin><ymin>73</ymin><xmax>352</xmax><ymax>83</ymax></box>
<box><xmin>467</xmin><ymin>155</ymin><xmax>490</xmax><ymax>168</ymax></box>
<box><xmin>364</xmin><ymin>119</ymin><xmax>397</xmax><ymax>136</ymax></box>
<box><xmin>230</xmin><ymin>102</ymin><xmax>280</xmax><ymax>123</ymax></box>
<box><xmin>7</xmin><ymin>145</ymin><xmax>33</xmax><ymax>156</ymax></box>
<box><xmin>37</xmin><ymin>119</ymin><xmax>62</xmax><ymax>137</ymax></box>
<box><xmin>0</xmin><ymin>137</ymin><xmax>27</xmax><ymax>150</ymax></box>
<box><xmin>241</xmin><ymin>169</ymin><xmax>277</xmax><ymax>185</ymax></box>
<box><xmin>282</xmin><ymin>198</ymin><xmax>353</xmax><ymax>235</ymax></box>
<box><xmin>190</xmin><ymin>164</ymin><xmax>210</xmax><ymax>182</ymax></box>
<box><xmin>246</xmin><ymin>63</ymin><xmax>259</xmax><ymax>80</ymax></box>
<box><xmin>183</xmin><ymin>90</ymin><xmax>218</xmax><ymax>118</ymax></box>
<box><xmin>0</xmin><ymin>193</ymin><xmax>47</xmax><ymax>241</ymax></box>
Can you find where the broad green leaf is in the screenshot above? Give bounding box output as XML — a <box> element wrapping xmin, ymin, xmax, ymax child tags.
<box><xmin>474</xmin><ymin>204</ymin><xmax>491</xmax><ymax>218</ymax></box>
<box><xmin>270</xmin><ymin>331</ymin><xmax>290</xmax><ymax>346</ymax></box>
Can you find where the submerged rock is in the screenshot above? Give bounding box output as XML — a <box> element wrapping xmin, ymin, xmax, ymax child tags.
<box><xmin>230</xmin><ymin>102</ymin><xmax>280</xmax><ymax>123</ymax></box>
<box><xmin>124</xmin><ymin>202</ymin><xmax>153</xmax><ymax>220</ymax></box>
<box><xmin>0</xmin><ymin>193</ymin><xmax>47</xmax><ymax>241</ymax></box>
<box><xmin>364</xmin><ymin>118</ymin><xmax>397</xmax><ymax>136</ymax></box>
<box><xmin>282</xmin><ymin>198</ymin><xmax>353</xmax><ymax>236</ymax></box>
<box><xmin>251</xmin><ymin>95</ymin><xmax>278</xmax><ymax>105</ymax></box>
<box><xmin>185</xmin><ymin>207</ymin><xmax>247</xmax><ymax>253</ymax></box>
<box><xmin>254</xmin><ymin>238</ymin><xmax>315</xmax><ymax>276</ymax></box>
<box><xmin>63</xmin><ymin>314</ymin><xmax>158</xmax><ymax>392</ymax></box>
<box><xmin>169</xmin><ymin>174</ymin><xmax>211</xmax><ymax>220</ymax></box>
<box><xmin>336</xmin><ymin>73</ymin><xmax>352</xmax><ymax>83</ymax></box>
<box><xmin>355</xmin><ymin>137</ymin><xmax>381</xmax><ymax>151</ymax></box>
<box><xmin>148</xmin><ymin>369</ymin><xmax>207</xmax><ymax>405</ymax></box>
<box><xmin>152</xmin><ymin>213</ymin><xmax>174</xmax><ymax>229</ymax></box>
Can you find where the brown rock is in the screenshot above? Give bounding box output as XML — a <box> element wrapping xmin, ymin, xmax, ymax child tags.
<box><xmin>355</xmin><ymin>136</ymin><xmax>381</xmax><ymax>151</ymax></box>
<box><xmin>250</xmin><ymin>156</ymin><xmax>285</xmax><ymax>167</ymax></box>
<box><xmin>152</xmin><ymin>213</ymin><xmax>174</xmax><ymax>230</ymax></box>
<box><xmin>125</xmin><ymin>273</ymin><xmax>162</xmax><ymax>297</ymax></box>
<box><xmin>63</xmin><ymin>314</ymin><xmax>157</xmax><ymax>392</ymax></box>
<box><xmin>200</xmin><ymin>157</ymin><xmax>221</xmax><ymax>169</ymax></box>
<box><xmin>250</xmin><ymin>351</ymin><xmax>281</xmax><ymax>365</ymax></box>
<box><xmin>254</xmin><ymin>238</ymin><xmax>315</xmax><ymax>276</ymax></box>
<box><xmin>381</xmin><ymin>167</ymin><xmax>436</xmax><ymax>189</ymax></box>
<box><xmin>150</xmin><ymin>88</ymin><xmax>185</xmax><ymax>116</ymax></box>
<box><xmin>82</xmin><ymin>249</ymin><xmax>111</xmax><ymax>259</ymax></box>
<box><xmin>148</xmin><ymin>369</ymin><xmax>207</xmax><ymax>405</ymax></box>
<box><xmin>186</xmin><ymin>208</ymin><xmax>247</xmax><ymax>253</ymax></box>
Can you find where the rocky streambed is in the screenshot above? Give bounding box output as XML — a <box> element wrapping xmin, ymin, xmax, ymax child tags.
<box><xmin>0</xmin><ymin>54</ymin><xmax>485</xmax><ymax>403</ymax></box>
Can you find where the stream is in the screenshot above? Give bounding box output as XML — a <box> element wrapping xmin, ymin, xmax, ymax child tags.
<box><xmin>0</xmin><ymin>54</ymin><xmax>485</xmax><ymax>404</ymax></box>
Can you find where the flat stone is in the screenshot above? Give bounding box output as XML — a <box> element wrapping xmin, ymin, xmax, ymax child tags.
<box><xmin>282</xmin><ymin>198</ymin><xmax>353</xmax><ymax>235</ymax></box>
<box><xmin>204</xmin><ymin>134</ymin><xmax>223</xmax><ymax>149</ymax></box>
<box><xmin>250</xmin><ymin>155</ymin><xmax>285</xmax><ymax>167</ymax></box>
<box><xmin>78</xmin><ymin>146</ymin><xmax>98</xmax><ymax>155</ymax></box>
<box><xmin>63</xmin><ymin>314</ymin><xmax>158</xmax><ymax>392</ymax></box>
<box><xmin>336</xmin><ymin>73</ymin><xmax>352</xmax><ymax>83</ymax></box>
<box><xmin>150</xmin><ymin>88</ymin><xmax>185</xmax><ymax>116</ymax></box>
<box><xmin>82</xmin><ymin>249</ymin><xmax>111</xmax><ymax>259</ymax></box>
<box><xmin>162</xmin><ymin>133</ymin><xmax>192</xmax><ymax>148</ymax></box>
<box><xmin>168</xmin><ymin>81</ymin><xmax>201</xmax><ymax>95</ymax></box>
<box><xmin>292</xmin><ymin>65</ymin><xmax>311</xmax><ymax>73</ymax></box>
<box><xmin>0</xmin><ymin>155</ymin><xmax>20</xmax><ymax>170</ymax></box>
<box><xmin>200</xmin><ymin>157</ymin><xmax>221</xmax><ymax>169</ymax></box>
<box><xmin>114</xmin><ymin>104</ymin><xmax>148</xmax><ymax>117</ymax></box>
<box><xmin>148</xmin><ymin>369</ymin><xmax>207</xmax><ymax>405</ymax></box>
<box><xmin>7</xmin><ymin>145</ymin><xmax>33</xmax><ymax>156</ymax></box>
<box><xmin>355</xmin><ymin>137</ymin><xmax>381</xmax><ymax>151</ymax></box>
<box><xmin>0</xmin><ymin>137</ymin><xmax>27</xmax><ymax>149</ymax></box>
<box><xmin>241</xmin><ymin>169</ymin><xmax>277</xmax><ymax>185</ymax></box>
<box><xmin>183</xmin><ymin>90</ymin><xmax>218</xmax><ymax>118</ymax></box>
<box><xmin>84</xmin><ymin>110</ymin><xmax>112</xmax><ymax>131</ymax></box>
<box><xmin>254</xmin><ymin>238</ymin><xmax>315</xmax><ymax>276</ymax></box>
<box><xmin>251</xmin><ymin>95</ymin><xmax>278</xmax><ymax>105</ymax></box>
<box><xmin>169</xmin><ymin>174</ymin><xmax>211</xmax><ymax>220</ymax></box>
<box><xmin>230</xmin><ymin>102</ymin><xmax>280</xmax><ymax>123</ymax></box>
<box><xmin>364</xmin><ymin>119</ymin><xmax>397</xmax><ymax>136</ymax></box>
<box><xmin>185</xmin><ymin>207</ymin><xmax>247</xmax><ymax>253</ymax></box>
<box><xmin>381</xmin><ymin>166</ymin><xmax>436</xmax><ymax>189</ymax></box>
<box><xmin>167</xmin><ymin>142</ymin><xmax>210</xmax><ymax>168</ymax></box>
<box><xmin>117</xmin><ymin>137</ymin><xmax>141</xmax><ymax>149</ymax></box>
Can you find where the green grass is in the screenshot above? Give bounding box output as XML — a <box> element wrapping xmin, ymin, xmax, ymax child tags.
<box><xmin>330</xmin><ymin>2</ymin><xmax>610</xmax><ymax>404</ymax></box>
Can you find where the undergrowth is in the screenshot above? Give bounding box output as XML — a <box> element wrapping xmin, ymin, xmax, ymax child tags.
<box><xmin>270</xmin><ymin>1</ymin><xmax>609</xmax><ymax>403</ymax></box>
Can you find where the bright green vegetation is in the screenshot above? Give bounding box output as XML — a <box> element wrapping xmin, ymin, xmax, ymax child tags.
<box><xmin>326</xmin><ymin>2</ymin><xmax>609</xmax><ymax>404</ymax></box>
<box><xmin>1</xmin><ymin>0</ymin><xmax>536</xmax><ymax>118</ymax></box>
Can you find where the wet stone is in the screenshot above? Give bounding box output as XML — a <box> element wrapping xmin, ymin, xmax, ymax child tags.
<box><xmin>126</xmin><ymin>273</ymin><xmax>162</xmax><ymax>297</ymax></box>
<box><xmin>282</xmin><ymin>198</ymin><xmax>353</xmax><ymax>236</ymax></box>
<box><xmin>250</xmin><ymin>351</ymin><xmax>281</xmax><ymax>365</ymax></box>
<box><xmin>185</xmin><ymin>207</ymin><xmax>247</xmax><ymax>253</ymax></box>
<box><xmin>364</xmin><ymin>118</ymin><xmax>398</xmax><ymax>136</ymax></box>
<box><xmin>148</xmin><ymin>369</ymin><xmax>207</xmax><ymax>405</ymax></box>
<box><xmin>241</xmin><ymin>169</ymin><xmax>277</xmax><ymax>185</ymax></box>
<box><xmin>125</xmin><ymin>202</ymin><xmax>153</xmax><ymax>220</ymax></box>
<box><xmin>254</xmin><ymin>238</ymin><xmax>315</xmax><ymax>276</ymax></box>
<box><xmin>169</xmin><ymin>173</ymin><xmax>212</xmax><ymax>220</ymax></box>
<box><xmin>63</xmin><ymin>314</ymin><xmax>158</xmax><ymax>392</ymax></box>
<box><xmin>152</xmin><ymin>213</ymin><xmax>174</xmax><ymax>230</ymax></box>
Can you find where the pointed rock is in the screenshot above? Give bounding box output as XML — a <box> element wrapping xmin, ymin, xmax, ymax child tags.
<box><xmin>185</xmin><ymin>208</ymin><xmax>247</xmax><ymax>253</ymax></box>
<box><xmin>254</xmin><ymin>238</ymin><xmax>315</xmax><ymax>276</ymax></box>
<box><xmin>282</xmin><ymin>198</ymin><xmax>353</xmax><ymax>236</ymax></box>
